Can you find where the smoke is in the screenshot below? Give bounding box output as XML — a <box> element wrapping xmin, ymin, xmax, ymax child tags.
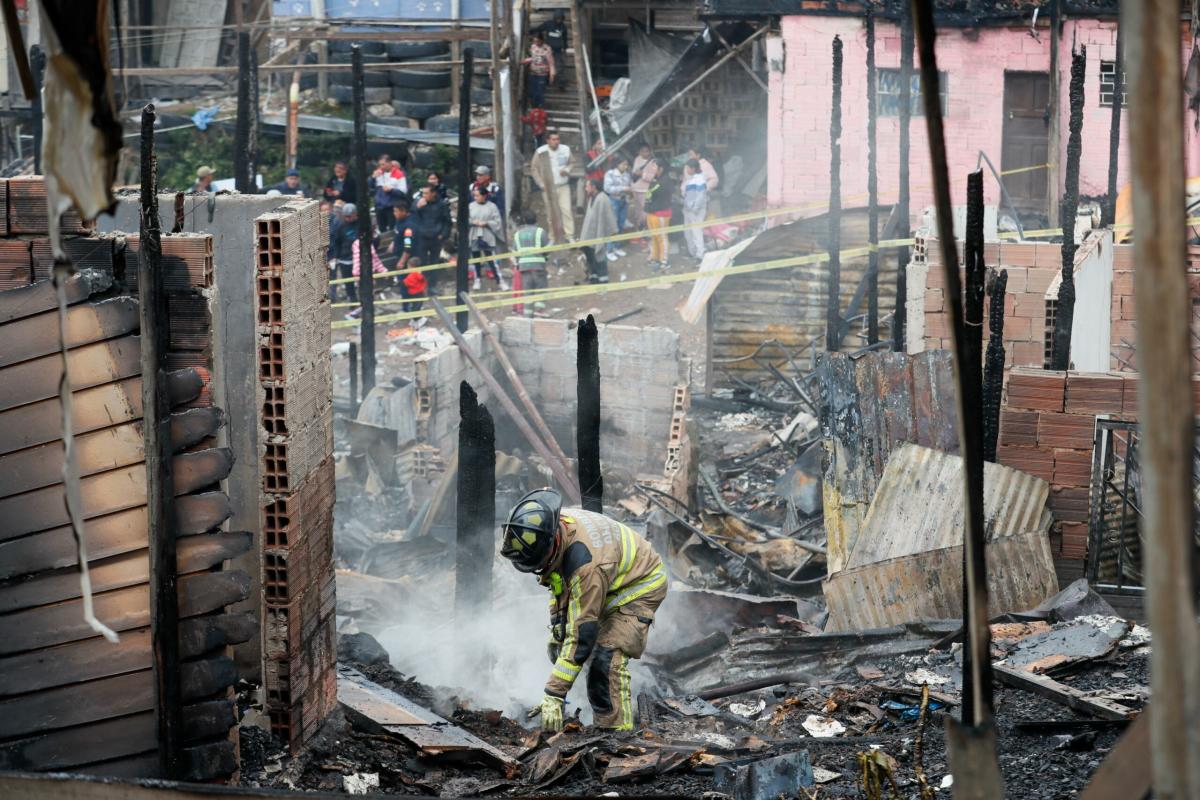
<box><xmin>374</xmin><ymin>554</ymin><xmax>600</xmax><ymax>722</ymax></box>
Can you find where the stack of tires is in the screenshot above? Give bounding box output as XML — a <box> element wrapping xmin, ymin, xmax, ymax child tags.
<box><xmin>387</xmin><ymin>40</ymin><xmax>452</xmax><ymax>123</ymax></box>
<box><xmin>327</xmin><ymin>40</ymin><xmax>391</xmax><ymax>105</ymax></box>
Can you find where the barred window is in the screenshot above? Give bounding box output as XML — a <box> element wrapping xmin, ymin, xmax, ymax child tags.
<box><xmin>876</xmin><ymin>68</ymin><xmax>948</xmax><ymax>116</ymax></box>
<box><xmin>1099</xmin><ymin>60</ymin><xmax>1127</xmax><ymax>107</ymax></box>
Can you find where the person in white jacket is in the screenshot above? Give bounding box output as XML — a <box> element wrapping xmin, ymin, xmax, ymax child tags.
<box><xmin>681</xmin><ymin>160</ymin><xmax>708</xmax><ymax>261</ymax></box>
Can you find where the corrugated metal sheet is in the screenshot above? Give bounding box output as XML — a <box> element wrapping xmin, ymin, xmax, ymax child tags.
<box><xmin>824</xmin><ymin>528</ymin><xmax>1060</xmax><ymax>631</ymax></box>
<box><xmin>844</xmin><ymin>442</ymin><xmax>1052</xmax><ymax>569</ymax></box>
<box><xmin>708</xmin><ymin>208</ymin><xmax>899</xmax><ymax>388</ymax></box>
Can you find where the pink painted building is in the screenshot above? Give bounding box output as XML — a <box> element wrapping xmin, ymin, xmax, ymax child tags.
<box><xmin>703</xmin><ymin>2</ymin><xmax>1197</xmax><ymax>223</ymax></box>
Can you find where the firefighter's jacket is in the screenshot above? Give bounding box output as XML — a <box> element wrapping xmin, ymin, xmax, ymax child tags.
<box><xmin>539</xmin><ymin>508</ymin><xmax>667</xmax><ymax>698</ymax></box>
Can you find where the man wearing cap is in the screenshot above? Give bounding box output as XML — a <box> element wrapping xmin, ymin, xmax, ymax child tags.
<box><xmin>271</xmin><ymin>168</ymin><xmax>308</xmax><ymax>197</ymax></box>
<box><xmin>193</xmin><ymin>166</ymin><xmax>215</xmax><ymax>193</ymax></box>
<box><xmin>330</xmin><ymin>203</ymin><xmax>360</xmax><ymax>304</ymax></box>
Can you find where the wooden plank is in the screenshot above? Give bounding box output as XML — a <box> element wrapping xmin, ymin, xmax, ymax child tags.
<box><xmin>0</xmin><ymin>494</ymin><xmax>231</xmax><ymax>582</ymax></box>
<box><xmin>0</xmin><ymin>571</ymin><xmax>250</xmax><ymax>656</ymax></box>
<box><xmin>0</xmin><ymin>272</ymin><xmax>99</xmax><ymax>326</ymax></box>
<box><xmin>0</xmin><ymin>335</ymin><xmax>141</xmax><ymax>412</ymax></box>
<box><xmin>0</xmin><ymin>614</ymin><xmax>255</xmax><ymax>699</ymax></box>
<box><xmin>0</xmin><ymin>532</ymin><xmax>252</xmax><ymax>613</ymax></box>
<box><xmin>0</xmin><ymin>370</ymin><xmax>202</xmax><ymax>456</ymax></box>
<box><xmin>0</xmin><ymin>297</ymin><xmax>139</xmax><ymax>368</ymax></box>
<box><xmin>0</xmin><ymin>669</ymin><xmax>155</xmax><ymax>739</ymax></box>
<box><xmin>0</xmin><ymin>771</ymin><xmax>420</xmax><ymax>798</ymax></box>
<box><xmin>0</xmin><ymin>451</ymin><xmax>234</xmax><ymax>542</ymax></box>
<box><xmin>0</xmin><ymin>408</ymin><xmax>222</xmax><ymax>495</ymax></box>
<box><xmin>993</xmin><ymin>664</ymin><xmax>1136</xmax><ymax>721</ymax></box>
<box><xmin>180</xmin><ymin>656</ymin><xmax>237</xmax><ymax>701</ymax></box>
<box><xmin>0</xmin><ymin>711</ymin><xmax>157</xmax><ymax>772</ymax></box>
<box><xmin>1079</xmin><ymin>707</ymin><xmax>1151</xmax><ymax>800</ymax></box>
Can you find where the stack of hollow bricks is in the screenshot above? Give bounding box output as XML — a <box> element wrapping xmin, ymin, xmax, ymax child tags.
<box><xmin>1112</xmin><ymin>242</ymin><xmax>1200</xmax><ymax>372</ymax></box>
<box><xmin>254</xmin><ymin>200</ymin><xmax>336</xmax><ymax>751</ymax></box>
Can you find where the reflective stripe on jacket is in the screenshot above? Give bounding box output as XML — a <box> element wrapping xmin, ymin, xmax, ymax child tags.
<box><xmin>541</xmin><ymin>508</ymin><xmax>666</xmax><ymax>697</ymax></box>
<box><xmin>514</xmin><ymin>225</ymin><xmax>548</xmax><ymax>268</ymax></box>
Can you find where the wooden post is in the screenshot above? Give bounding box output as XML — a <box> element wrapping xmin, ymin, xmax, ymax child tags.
<box><xmin>1047</xmin><ymin>0</ymin><xmax>1063</xmax><ymax>228</ymax></box>
<box><xmin>234</xmin><ymin>32</ymin><xmax>252</xmax><ymax>193</ymax></box>
<box><xmin>1124</xmin><ymin>1</ymin><xmax>1200</xmax><ymax>796</ymax></box>
<box><xmin>490</xmin><ymin>0</ymin><xmax>505</xmax><ymax>217</ymax></box>
<box><xmin>249</xmin><ymin>44</ymin><xmax>260</xmax><ymax>183</ymax></box>
<box><xmin>826</xmin><ymin>35</ymin><xmax>843</xmax><ymax>352</ymax></box>
<box><xmin>138</xmin><ymin>103</ymin><xmax>183</xmax><ymax>780</ymax></box>
<box><xmin>1104</xmin><ymin>21</ymin><xmax>1122</xmax><ymax>228</ymax></box>
<box><xmin>456</xmin><ymin>48</ymin><xmax>475</xmax><ymax>333</ymax></box>
<box><xmin>912</xmin><ymin>0</ymin><xmax>998</xmax><ymax>753</ymax></box>
<box><xmin>965</xmin><ymin>170</ymin><xmax>987</xmax><ymax>387</ymax></box>
<box><xmin>893</xmin><ymin>8</ymin><xmax>912</xmax><ymax>352</ymax></box>
<box><xmin>461</xmin><ymin>293</ymin><xmax>575</xmax><ymax>484</ymax></box>
<box><xmin>1051</xmin><ymin>46</ymin><xmax>1085</xmax><ymax>371</ymax></box>
<box><xmin>866</xmin><ymin>12</ymin><xmax>879</xmax><ymax>345</ymax></box>
<box><xmin>569</xmin><ymin>5</ymin><xmax>591</xmax><ymax>153</ymax></box>
<box><xmin>348</xmin><ymin>341</ymin><xmax>358</xmax><ymax>413</ymax></box>
<box><xmin>577</xmin><ymin>314</ymin><xmax>602</xmax><ymax>512</ymax></box>
<box><xmin>982</xmin><ymin>270</ymin><xmax>1008</xmax><ymax>463</ymax></box>
<box><xmin>456</xmin><ymin>382</ymin><xmax>495</xmax><ymax>615</ymax></box>
<box><xmin>30</xmin><ymin>46</ymin><xmax>43</xmax><ymax>175</ymax></box>
<box><xmin>352</xmin><ymin>46</ymin><xmax>376</xmax><ymax>396</ymax></box>
<box><xmin>429</xmin><ymin>298</ymin><xmax>582</xmax><ymax>504</ymax></box>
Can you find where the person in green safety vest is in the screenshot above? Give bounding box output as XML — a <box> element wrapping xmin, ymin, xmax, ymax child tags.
<box><xmin>511</xmin><ymin>210</ymin><xmax>551</xmax><ymax>315</ymax></box>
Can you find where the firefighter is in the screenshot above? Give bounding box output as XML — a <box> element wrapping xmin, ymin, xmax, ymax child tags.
<box><xmin>500</xmin><ymin>488</ymin><xmax>668</xmax><ymax>732</ymax></box>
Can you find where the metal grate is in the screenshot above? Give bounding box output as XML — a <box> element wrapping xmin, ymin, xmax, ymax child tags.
<box><xmin>1099</xmin><ymin>60</ymin><xmax>1127</xmax><ymax>108</ymax></box>
<box><xmin>1043</xmin><ymin>297</ymin><xmax>1058</xmax><ymax>368</ymax></box>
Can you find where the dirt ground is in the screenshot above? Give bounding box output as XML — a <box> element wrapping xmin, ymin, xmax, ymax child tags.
<box><xmin>331</xmin><ymin>232</ymin><xmax>708</xmax><ymax>399</ymax></box>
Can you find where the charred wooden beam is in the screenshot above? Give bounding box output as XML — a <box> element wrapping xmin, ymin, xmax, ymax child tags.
<box><xmin>234</xmin><ymin>33</ymin><xmax>252</xmax><ymax>194</ymax></box>
<box><xmin>893</xmin><ymin>7</ymin><xmax>913</xmax><ymax>352</ymax></box>
<box><xmin>910</xmin><ymin>0</ymin><xmax>997</xmax><ymax>771</ymax></box>
<box><xmin>139</xmin><ymin>102</ymin><xmax>183</xmax><ymax>779</ymax></box>
<box><xmin>455</xmin><ymin>48</ymin><xmax>475</xmax><ymax>333</ymax></box>
<box><xmin>455</xmin><ymin>381</ymin><xmax>495</xmax><ymax>616</ymax></box>
<box><xmin>0</xmin><ymin>271</ymin><xmax>106</xmax><ymax>325</ymax></box>
<box><xmin>982</xmin><ymin>270</ymin><xmax>1009</xmax><ymax>463</ymax></box>
<box><xmin>866</xmin><ymin>12</ymin><xmax>880</xmax><ymax>345</ymax></box>
<box><xmin>577</xmin><ymin>314</ymin><xmax>603</xmax><ymax>512</ymax></box>
<box><xmin>826</xmin><ymin>35</ymin><xmax>844</xmax><ymax>352</ymax></box>
<box><xmin>352</xmin><ymin>45</ymin><xmax>376</xmax><ymax>394</ymax></box>
<box><xmin>1124</xmin><ymin>1</ymin><xmax>1200</xmax><ymax>794</ymax></box>
<box><xmin>1051</xmin><ymin>46</ymin><xmax>1086</xmax><ymax>370</ymax></box>
<box><xmin>1103</xmin><ymin>22</ymin><xmax>1122</xmax><ymax>228</ymax></box>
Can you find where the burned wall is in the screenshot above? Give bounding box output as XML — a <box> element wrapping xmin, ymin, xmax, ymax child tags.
<box><xmin>0</xmin><ymin>179</ymin><xmax>252</xmax><ymax>780</ymax></box>
<box><xmin>413</xmin><ymin>317</ymin><xmax>687</xmax><ymax>486</ymax></box>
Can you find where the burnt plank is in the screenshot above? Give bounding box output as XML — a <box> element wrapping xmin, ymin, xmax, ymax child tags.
<box><xmin>0</xmin><ymin>628</ymin><xmax>152</xmax><ymax>697</ymax></box>
<box><xmin>0</xmin><ymin>612</ymin><xmax>256</xmax><ymax>698</ymax></box>
<box><xmin>180</xmin><ymin>612</ymin><xmax>257</xmax><ymax>659</ymax></box>
<box><xmin>1078</xmin><ymin>708</ymin><xmax>1151</xmax><ymax>800</ymax></box>
<box><xmin>0</xmin><ymin>493</ymin><xmax>229</xmax><ymax>581</ymax></box>
<box><xmin>182</xmin><ymin>739</ymin><xmax>238</xmax><ymax>782</ymax></box>
<box><xmin>181</xmin><ymin>656</ymin><xmax>238</xmax><ymax>701</ymax></box>
<box><xmin>0</xmin><ymin>669</ymin><xmax>155</xmax><ymax>739</ymax></box>
<box><xmin>182</xmin><ymin>699</ymin><xmax>236</xmax><ymax>743</ymax></box>
<box><xmin>0</xmin><ymin>369</ymin><xmax>201</xmax><ymax>456</ymax></box>
<box><xmin>170</xmin><ymin>407</ymin><xmax>224</xmax><ymax>451</ymax></box>
<box><xmin>71</xmin><ymin>752</ymin><xmax>160</xmax><ymax>779</ymax></box>
<box><xmin>0</xmin><ymin>452</ymin><xmax>234</xmax><ymax>542</ymax></box>
<box><xmin>0</xmin><ymin>297</ymin><xmax>138</xmax><ymax>368</ymax></box>
<box><xmin>0</xmin><ymin>335</ymin><xmax>141</xmax><ymax>412</ymax></box>
<box><xmin>994</xmin><ymin>663</ymin><xmax>1135</xmax><ymax>720</ymax></box>
<box><xmin>0</xmin><ymin>272</ymin><xmax>103</xmax><ymax>325</ymax></box>
<box><xmin>0</xmin><ymin>570</ymin><xmax>251</xmax><ymax>655</ymax></box>
<box><xmin>0</xmin><ymin>710</ymin><xmax>157</xmax><ymax>771</ymax></box>
<box><xmin>0</xmin><ymin>532</ymin><xmax>251</xmax><ymax>613</ymax></box>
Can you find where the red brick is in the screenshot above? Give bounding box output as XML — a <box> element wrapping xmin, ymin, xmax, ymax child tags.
<box><xmin>1002</xmin><ymin>266</ymin><xmax>1028</xmax><ymax>293</ymax></box>
<box><xmin>925</xmin><ymin>313</ymin><xmax>950</xmax><ymax>339</ymax></box>
<box><xmin>1006</xmin><ymin>369</ymin><xmax>1066</xmax><ymax>411</ymax></box>
<box><xmin>999</xmin><ymin>243</ymin><xmax>1038</xmax><ymax>267</ymax></box>
<box><xmin>1012</xmin><ymin>340</ymin><xmax>1047</xmax><ymax>368</ymax></box>
<box><xmin>1003</xmin><ymin>315</ymin><xmax>1033</xmax><ymax>342</ymax></box>
<box><xmin>1048</xmin><ymin>485</ymin><xmax>1090</xmax><ymax>523</ymax></box>
<box><xmin>1038</xmin><ymin>412</ymin><xmax>1096</xmax><ymax>449</ymax></box>
<box><xmin>1111</xmin><ymin>319</ymin><xmax>1137</xmax><ymax>344</ymax></box>
<box><xmin>1013</xmin><ymin>292</ymin><xmax>1047</xmax><ymax>319</ymax></box>
<box><xmin>1033</xmin><ymin>242</ymin><xmax>1065</xmax><ymax>269</ymax></box>
<box><xmin>997</xmin><ymin>445</ymin><xmax>1054</xmax><ymax>482</ymax></box>
<box><xmin>924</xmin><ymin>288</ymin><xmax>944</xmax><ymax>312</ymax></box>
<box><xmin>1064</xmin><ymin>373</ymin><xmax>1124</xmax><ymax>415</ymax></box>
<box><xmin>998</xmin><ymin>409</ymin><xmax>1039</xmax><ymax>446</ymax></box>
<box><xmin>1112</xmin><ymin>270</ymin><xmax>1134</xmax><ymax>297</ymax></box>
<box><xmin>1052</xmin><ymin>448</ymin><xmax>1093</xmax><ymax>486</ymax></box>
<box><xmin>1112</xmin><ymin>245</ymin><xmax>1134</xmax><ymax>269</ymax></box>
<box><xmin>1026</xmin><ymin>267</ymin><xmax>1058</xmax><ymax>294</ymax></box>
<box><xmin>1059</xmin><ymin>522</ymin><xmax>1090</xmax><ymax>560</ymax></box>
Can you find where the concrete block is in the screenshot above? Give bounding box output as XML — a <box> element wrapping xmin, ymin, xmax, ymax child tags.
<box><xmin>500</xmin><ymin>315</ymin><xmax>532</xmax><ymax>345</ymax></box>
<box><xmin>531</xmin><ymin>318</ymin><xmax>568</xmax><ymax>347</ymax></box>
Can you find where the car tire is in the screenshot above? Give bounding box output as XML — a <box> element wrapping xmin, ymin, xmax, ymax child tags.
<box><xmin>389</xmin><ymin>68</ymin><xmax>452</xmax><ymax>90</ymax></box>
<box><xmin>386</xmin><ymin>41</ymin><xmax>449</xmax><ymax>59</ymax></box>
<box><xmin>391</xmin><ymin>100</ymin><xmax>452</xmax><ymax>121</ymax></box>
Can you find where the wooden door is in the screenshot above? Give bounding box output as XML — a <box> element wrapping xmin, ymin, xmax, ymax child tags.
<box><xmin>1001</xmin><ymin>72</ymin><xmax>1051</xmax><ymax>219</ymax></box>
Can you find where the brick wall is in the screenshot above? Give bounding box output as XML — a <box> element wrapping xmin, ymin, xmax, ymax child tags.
<box><xmin>915</xmin><ymin>234</ymin><xmax>1133</xmax><ymax>371</ymax></box>
<box><xmin>413</xmin><ymin>318</ymin><xmax>688</xmax><ymax>484</ymax></box>
<box><xmin>767</xmin><ymin>17</ymin><xmax>1195</xmax><ymax>214</ymax></box>
<box><xmin>254</xmin><ymin>201</ymin><xmax>336</xmax><ymax>751</ymax></box>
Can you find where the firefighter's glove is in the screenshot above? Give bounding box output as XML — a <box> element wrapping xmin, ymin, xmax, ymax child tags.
<box><xmin>540</xmin><ymin>694</ymin><xmax>565</xmax><ymax>732</ymax></box>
